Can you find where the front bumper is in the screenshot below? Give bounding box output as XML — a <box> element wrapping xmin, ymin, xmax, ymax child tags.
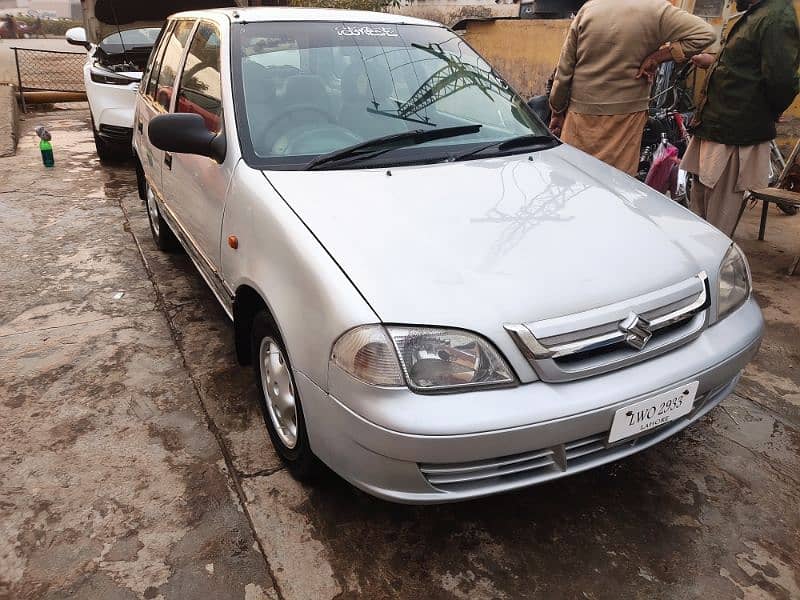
<box><xmin>84</xmin><ymin>63</ymin><xmax>139</xmax><ymax>130</ymax></box>
<box><xmin>298</xmin><ymin>298</ymin><xmax>763</xmax><ymax>504</ymax></box>
<box><xmin>97</xmin><ymin>124</ymin><xmax>133</xmax><ymax>146</ymax></box>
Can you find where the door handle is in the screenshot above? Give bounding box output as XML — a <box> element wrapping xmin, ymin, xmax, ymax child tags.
<box><xmin>137</xmin><ymin>120</ymin><xmax>143</xmax><ymax>133</ymax></box>
<box><xmin>164</xmin><ymin>153</ymin><xmax>172</xmax><ymax>169</ymax></box>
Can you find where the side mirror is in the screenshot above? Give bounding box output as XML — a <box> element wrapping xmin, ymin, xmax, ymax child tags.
<box><xmin>65</xmin><ymin>27</ymin><xmax>90</xmax><ymax>50</ymax></box>
<box><xmin>148</xmin><ymin>113</ymin><xmax>226</xmax><ymax>163</ymax></box>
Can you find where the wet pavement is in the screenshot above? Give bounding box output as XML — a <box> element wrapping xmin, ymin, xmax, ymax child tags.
<box><xmin>1</xmin><ymin>107</ymin><xmax>799</xmax><ymax>600</ymax></box>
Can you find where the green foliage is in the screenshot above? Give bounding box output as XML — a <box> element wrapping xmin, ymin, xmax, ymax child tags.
<box><xmin>14</xmin><ymin>17</ymin><xmax>82</xmax><ymax>37</ymax></box>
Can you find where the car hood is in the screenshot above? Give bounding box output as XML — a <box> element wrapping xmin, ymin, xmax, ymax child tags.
<box><xmin>81</xmin><ymin>0</ymin><xmax>239</xmax><ymax>43</ymax></box>
<box><xmin>264</xmin><ymin>145</ymin><xmax>730</xmax><ymax>364</ymax></box>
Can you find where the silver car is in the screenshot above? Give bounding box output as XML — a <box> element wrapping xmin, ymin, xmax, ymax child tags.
<box><xmin>133</xmin><ymin>7</ymin><xmax>764</xmax><ymax>504</ymax></box>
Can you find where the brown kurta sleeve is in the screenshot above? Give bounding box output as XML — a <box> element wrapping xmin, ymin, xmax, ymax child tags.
<box><xmin>658</xmin><ymin>2</ymin><xmax>716</xmax><ymax>62</ymax></box>
<box><xmin>549</xmin><ymin>13</ymin><xmax>580</xmax><ymax>114</ymax></box>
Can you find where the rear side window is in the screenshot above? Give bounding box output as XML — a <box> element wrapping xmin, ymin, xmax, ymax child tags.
<box><xmin>153</xmin><ymin>20</ymin><xmax>195</xmax><ymax>111</ymax></box>
<box><xmin>176</xmin><ymin>22</ymin><xmax>223</xmax><ymax>133</ymax></box>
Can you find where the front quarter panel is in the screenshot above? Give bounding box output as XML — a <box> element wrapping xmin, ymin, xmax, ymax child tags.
<box><xmin>221</xmin><ymin>163</ymin><xmax>379</xmax><ymax>388</ymax></box>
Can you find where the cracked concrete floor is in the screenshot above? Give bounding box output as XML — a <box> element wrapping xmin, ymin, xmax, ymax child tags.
<box><xmin>1</xmin><ymin>107</ymin><xmax>799</xmax><ymax>600</ymax></box>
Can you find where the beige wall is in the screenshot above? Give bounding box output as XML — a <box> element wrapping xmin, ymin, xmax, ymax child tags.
<box><xmin>463</xmin><ymin>18</ymin><xmax>568</xmax><ymax>99</ymax></box>
<box><xmin>463</xmin><ymin>0</ymin><xmax>800</xmax><ymax>120</ymax></box>
<box><xmin>391</xmin><ymin>1</ymin><xmax>518</xmax><ymax>28</ymax></box>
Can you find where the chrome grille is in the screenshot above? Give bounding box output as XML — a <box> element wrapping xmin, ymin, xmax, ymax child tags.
<box><xmin>505</xmin><ymin>272</ymin><xmax>710</xmax><ymax>382</ymax></box>
<box><xmin>420</xmin><ymin>384</ymin><xmax>722</xmax><ymax>493</ymax></box>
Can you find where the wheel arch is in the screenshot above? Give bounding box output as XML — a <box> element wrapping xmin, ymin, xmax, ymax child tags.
<box><xmin>133</xmin><ymin>149</ymin><xmax>147</xmax><ymax>201</ymax></box>
<box><xmin>233</xmin><ymin>284</ymin><xmax>283</xmax><ymax>366</ymax></box>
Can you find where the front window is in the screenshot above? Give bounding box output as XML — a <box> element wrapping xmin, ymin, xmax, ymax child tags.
<box><xmin>153</xmin><ymin>20</ymin><xmax>195</xmax><ymax>111</ymax></box>
<box><xmin>176</xmin><ymin>22</ymin><xmax>223</xmax><ymax>134</ymax></box>
<box><xmin>233</xmin><ymin>21</ymin><xmax>550</xmax><ymax>169</ymax></box>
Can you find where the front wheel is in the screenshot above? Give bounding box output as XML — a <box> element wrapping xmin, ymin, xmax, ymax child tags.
<box><xmin>251</xmin><ymin>311</ymin><xmax>317</xmax><ymax>480</ymax></box>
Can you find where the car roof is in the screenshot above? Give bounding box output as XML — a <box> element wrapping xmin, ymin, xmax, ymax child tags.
<box><xmin>172</xmin><ymin>7</ymin><xmax>442</xmax><ymax>27</ymax></box>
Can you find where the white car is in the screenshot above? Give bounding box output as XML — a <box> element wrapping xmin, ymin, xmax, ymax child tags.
<box><xmin>66</xmin><ymin>0</ymin><xmax>220</xmax><ymax>160</ymax></box>
<box><xmin>134</xmin><ymin>7</ymin><xmax>764</xmax><ymax>504</ymax></box>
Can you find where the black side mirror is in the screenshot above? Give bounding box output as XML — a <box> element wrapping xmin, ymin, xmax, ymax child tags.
<box><xmin>148</xmin><ymin>113</ymin><xmax>226</xmax><ymax>163</ymax></box>
<box><xmin>527</xmin><ymin>95</ymin><xmax>552</xmax><ymax>125</ymax></box>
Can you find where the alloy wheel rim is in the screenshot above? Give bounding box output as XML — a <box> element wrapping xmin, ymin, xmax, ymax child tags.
<box><xmin>146</xmin><ymin>185</ymin><xmax>160</xmax><ymax>237</ymax></box>
<box><xmin>259</xmin><ymin>337</ymin><xmax>298</xmax><ymax>449</ymax></box>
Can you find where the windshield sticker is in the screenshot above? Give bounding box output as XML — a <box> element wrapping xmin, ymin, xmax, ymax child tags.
<box><xmin>336</xmin><ymin>25</ymin><xmax>399</xmax><ymax>37</ymax></box>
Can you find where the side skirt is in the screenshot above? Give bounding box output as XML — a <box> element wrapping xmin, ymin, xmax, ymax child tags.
<box><xmin>149</xmin><ymin>184</ymin><xmax>235</xmax><ymax>320</ymax></box>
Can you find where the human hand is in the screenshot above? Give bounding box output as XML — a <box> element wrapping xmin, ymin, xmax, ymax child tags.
<box><xmin>636</xmin><ymin>54</ymin><xmax>660</xmax><ymax>83</ymax></box>
<box><xmin>549</xmin><ymin>112</ymin><xmax>565</xmax><ymax>136</ymax></box>
<box><xmin>690</xmin><ymin>53</ymin><xmax>716</xmax><ymax>69</ymax></box>
<box><xmin>637</xmin><ymin>46</ymin><xmax>674</xmax><ymax>82</ymax></box>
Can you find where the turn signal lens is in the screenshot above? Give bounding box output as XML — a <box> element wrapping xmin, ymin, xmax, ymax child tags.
<box><xmin>331</xmin><ymin>325</ymin><xmax>404</xmax><ymax>387</ymax></box>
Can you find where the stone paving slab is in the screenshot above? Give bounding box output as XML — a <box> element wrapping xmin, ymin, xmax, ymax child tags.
<box><xmin>0</xmin><ymin>110</ymin><xmax>277</xmax><ymax>600</ymax></box>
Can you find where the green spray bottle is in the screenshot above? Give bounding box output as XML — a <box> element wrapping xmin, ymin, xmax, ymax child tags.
<box><xmin>35</xmin><ymin>126</ymin><xmax>54</xmax><ymax>167</ymax></box>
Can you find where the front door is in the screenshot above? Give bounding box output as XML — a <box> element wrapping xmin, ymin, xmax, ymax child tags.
<box><xmin>163</xmin><ymin>20</ymin><xmax>229</xmax><ymax>270</ymax></box>
<box><xmin>134</xmin><ymin>19</ymin><xmax>195</xmax><ymax>197</ymax></box>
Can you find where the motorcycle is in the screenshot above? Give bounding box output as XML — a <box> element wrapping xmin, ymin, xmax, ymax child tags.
<box><xmin>638</xmin><ymin>61</ymin><xmax>694</xmax><ymax>204</ymax></box>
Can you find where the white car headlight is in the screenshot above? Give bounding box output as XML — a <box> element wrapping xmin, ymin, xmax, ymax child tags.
<box><xmin>90</xmin><ymin>66</ymin><xmax>137</xmax><ymax>86</ymax></box>
<box><xmin>389</xmin><ymin>326</ymin><xmax>516</xmax><ymax>392</ymax></box>
<box><xmin>331</xmin><ymin>325</ymin><xmax>516</xmax><ymax>392</ymax></box>
<box><xmin>717</xmin><ymin>244</ymin><xmax>751</xmax><ymax>320</ymax></box>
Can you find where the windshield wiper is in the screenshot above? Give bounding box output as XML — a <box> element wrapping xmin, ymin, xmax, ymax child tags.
<box><xmin>452</xmin><ymin>134</ymin><xmax>558</xmax><ymax>162</ymax></box>
<box><xmin>306</xmin><ymin>124</ymin><xmax>482</xmax><ymax>171</ymax></box>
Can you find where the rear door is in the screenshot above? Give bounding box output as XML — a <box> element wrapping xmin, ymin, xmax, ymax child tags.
<box><xmin>133</xmin><ymin>19</ymin><xmax>195</xmax><ymax>197</ymax></box>
<box><xmin>163</xmin><ymin>20</ymin><xmax>229</xmax><ymax>269</ymax></box>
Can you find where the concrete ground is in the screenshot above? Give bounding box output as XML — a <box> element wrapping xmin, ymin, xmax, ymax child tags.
<box><xmin>1</xmin><ymin>107</ymin><xmax>799</xmax><ymax>600</ymax></box>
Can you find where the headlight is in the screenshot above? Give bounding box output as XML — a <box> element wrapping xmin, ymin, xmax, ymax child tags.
<box><xmin>717</xmin><ymin>244</ymin><xmax>751</xmax><ymax>320</ymax></box>
<box><xmin>389</xmin><ymin>326</ymin><xmax>515</xmax><ymax>392</ymax></box>
<box><xmin>331</xmin><ymin>325</ymin><xmax>516</xmax><ymax>392</ymax></box>
<box><xmin>90</xmin><ymin>67</ymin><xmax>136</xmax><ymax>86</ymax></box>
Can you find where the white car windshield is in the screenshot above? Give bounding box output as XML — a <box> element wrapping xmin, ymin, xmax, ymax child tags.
<box><xmin>100</xmin><ymin>28</ymin><xmax>162</xmax><ymax>53</ymax></box>
<box><xmin>234</xmin><ymin>21</ymin><xmax>550</xmax><ymax>168</ymax></box>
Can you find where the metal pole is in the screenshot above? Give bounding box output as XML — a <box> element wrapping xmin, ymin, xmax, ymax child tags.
<box><xmin>13</xmin><ymin>48</ymin><xmax>26</xmax><ymax>114</ymax></box>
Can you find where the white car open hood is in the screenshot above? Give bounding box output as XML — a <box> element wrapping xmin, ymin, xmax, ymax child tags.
<box><xmin>81</xmin><ymin>0</ymin><xmax>242</xmax><ymax>44</ymax></box>
<box><xmin>264</xmin><ymin>145</ymin><xmax>731</xmax><ymax>330</ymax></box>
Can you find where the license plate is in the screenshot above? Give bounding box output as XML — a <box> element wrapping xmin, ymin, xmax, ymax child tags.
<box><xmin>608</xmin><ymin>381</ymin><xmax>699</xmax><ymax>443</ymax></box>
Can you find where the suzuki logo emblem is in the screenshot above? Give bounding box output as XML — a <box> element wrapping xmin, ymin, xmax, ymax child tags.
<box><xmin>618</xmin><ymin>312</ymin><xmax>653</xmax><ymax>351</ymax></box>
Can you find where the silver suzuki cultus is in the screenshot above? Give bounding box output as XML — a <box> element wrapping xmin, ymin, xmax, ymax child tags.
<box><xmin>133</xmin><ymin>8</ymin><xmax>763</xmax><ymax>503</ymax></box>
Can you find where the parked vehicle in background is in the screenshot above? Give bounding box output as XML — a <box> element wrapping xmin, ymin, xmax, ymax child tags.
<box><xmin>67</xmin><ymin>24</ymin><xmax>159</xmax><ymax>160</ymax></box>
<box><xmin>65</xmin><ymin>0</ymin><xmax>225</xmax><ymax>160</ymax></box>
<box><xmin>134</xmin><ymin>7</ymin><xmax>764</xmax><ymax>504</ymax></box>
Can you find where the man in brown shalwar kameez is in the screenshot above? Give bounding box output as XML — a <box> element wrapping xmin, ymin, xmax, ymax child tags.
<box><xmin>549</xmin><ymin>0</ymin><xmax>715</xmax><ymax>176</ymax></box>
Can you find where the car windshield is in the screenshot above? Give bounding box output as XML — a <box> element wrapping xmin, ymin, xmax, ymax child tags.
<box><xmin>233</xmin><ymin>21</ymin><xmax>550</xmax><ymax>169</ymax></box>
<box><xmin>100</xmin><ymin>28</ymin><xmax>162</xmax><ymax>53</ymax></box>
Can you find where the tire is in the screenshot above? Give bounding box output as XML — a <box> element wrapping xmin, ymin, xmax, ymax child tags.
<box><xmin>144</xmin><ymin>180</ymin><xmax>179</xmax><ymax>251</ymax></box>
<box><xmin>250</xmin><ymin>310</ymin><xmax>317</xmax><ymax>480</ymax></box>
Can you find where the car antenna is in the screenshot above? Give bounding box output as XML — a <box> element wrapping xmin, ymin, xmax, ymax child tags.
<box><xmin>108</xmin><ymin>0</ymin><xmax>128</xmax><ymax>54</ymax></box>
